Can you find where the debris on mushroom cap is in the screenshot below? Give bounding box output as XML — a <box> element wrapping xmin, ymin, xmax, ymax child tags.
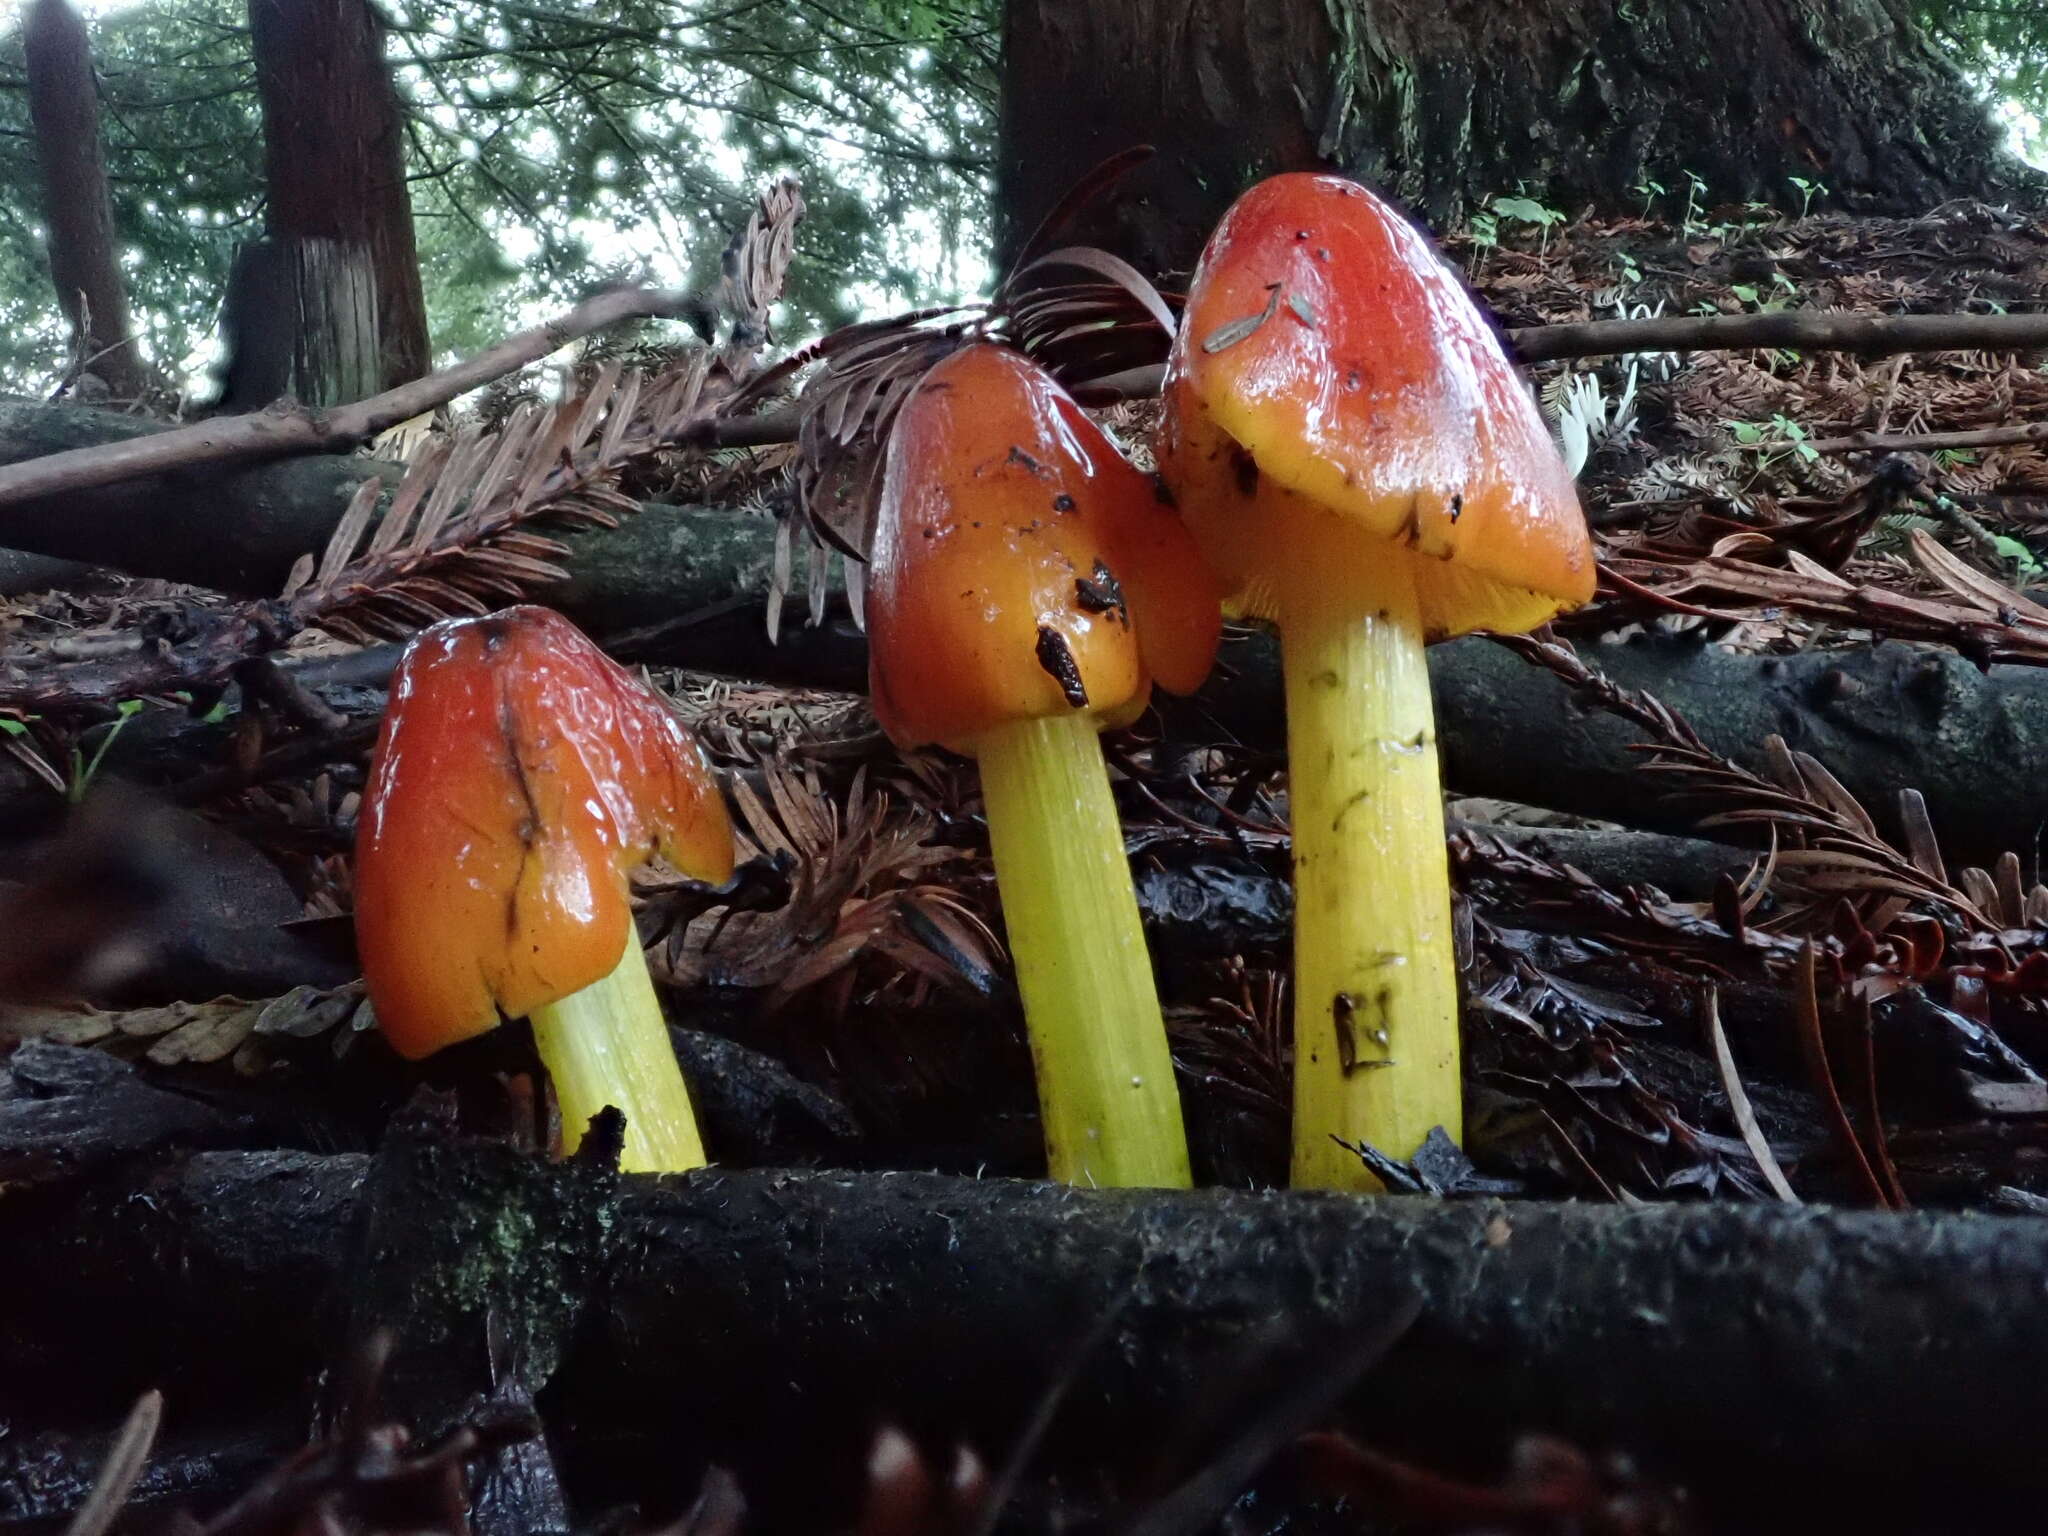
<box><xmin>867</xmin><ymin>344</ymin><xmax>1220</xmax><ymax>754</ymax></box>
<box><xmin>1159</xmin><ymin>172</ymin><xmax>1594</xmax><ymax>637</ymax></box>
<box><xmin>355</xmin><ymin>605</ymin><xmax>734</xmax><ymax>1060</ymax></box>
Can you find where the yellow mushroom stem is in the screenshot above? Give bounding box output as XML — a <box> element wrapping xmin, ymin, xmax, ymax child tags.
<box><xmin>1281</xmin><ymin>551</ymin><xmax>1461</xmax><ymax>1190</ymax></box>
<box><xmin>529</xmin><ymin>927</ymin><xmax>708</xmax><ymax>1174</ymax></box>
<box><xmin>972</xmin><ymin>711</ymin><xmax>1192</xmax><ymax>1188</ymax></box>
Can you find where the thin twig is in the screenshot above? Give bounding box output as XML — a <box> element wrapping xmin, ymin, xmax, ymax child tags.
<box><xmin>1790</xmin><ymin>943</ymin><xmax>1893</xmax><ymax>1209</ymax></box>
<box><xmin>1509</xmin><ymin>306</ymin><xmax>2048</xmax><ymax>364</ymax></box>
<box><xmin>1799</xmin><ymin>419</ymin><xmax>2048</xmax><ymax>456</ymax></box>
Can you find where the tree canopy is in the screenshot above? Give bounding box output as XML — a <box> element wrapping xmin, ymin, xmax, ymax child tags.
<box><xmin>2</xmin><ymin>0</ymin><xmax>2046</xmax><ymax>397</ymax></box>
<box><xmin>0</xmin><ymin>0</ymin><xmax>997</xmax><ymax>393</ymax></box>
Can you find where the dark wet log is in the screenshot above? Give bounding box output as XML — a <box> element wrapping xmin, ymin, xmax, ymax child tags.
<box><xmin>7</xmin><ymin>1136</ymin><xmax>2048</xmax><ymax>1523</ymax></box>
<box><xmin>1190</xmin><ymin>629</ymin><xmax>2048</xmax><ymax>868</ymax></box>
<box><xmin>0</xmin><ymin>1040</ymin><xmax>252</xmax><ymax>1189</ymax></box>
<box><xmin>0</xmin><ymin>403</ymin><xmax>387</xmax><ymax>593</ymax></box>
<box><xmin>5</xmin><ymin>401</ymin><xmax>2045</xmax><ymax>863</ymax></box>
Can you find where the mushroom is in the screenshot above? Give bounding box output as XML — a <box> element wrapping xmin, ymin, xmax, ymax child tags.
<box><xmin>355</xmin><ymin>605</ymin><xmax>735</xmax><ymax>1173</ymax></box>
<box><xmin>869</xmin><ymin>343</ymin><xmax>1220</xmax><ymax>1187</ymax></box>
<box><xmin>1157</xmin><ymin>174</ymin><xmax>1593</xmax><ymax>1189</ymax></box>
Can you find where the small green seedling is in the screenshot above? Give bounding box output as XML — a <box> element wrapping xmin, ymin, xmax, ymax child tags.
<box><xmin>1680</xmin><ymin>170</ymin><xmax>1708</xmax><ymax>234</ymax></box>
<box><xmin>1492</xmin><ymin>194</ymin><xmax>1564</xmax><ymax>255</ymax></box>
<box><xmin>1788</xmin><ymin>176</ymin><xmax>1825</xmax><ymax>219</ymax></box>
<box><xmin>67</xmin><ymin>699</ymin><xmax>145</xmax><ymax>804</ymax></box>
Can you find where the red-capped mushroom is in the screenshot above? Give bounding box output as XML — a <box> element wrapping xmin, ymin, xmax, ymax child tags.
<box><xmin>355</xmin><ymin>605</ymin><xmax>734</xmax><ymax>1172</ymax></box>
<box><xmin>1157</xmin><ymin>174</ymin><xmax>1593</xmax><ymax>1188</ymax></box>
<box><xmin>868</xmin><ymin>343</ymin><xmax>1220</xmax><ymax>1187</ymax></box>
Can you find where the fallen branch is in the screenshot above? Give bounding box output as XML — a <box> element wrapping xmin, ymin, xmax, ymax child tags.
<box><xmin>9</xmin><ymin>1128</ymin><xmax>2048</xmax><ymax>1518</ymax></box>
<box><xmin>0</xmin><ymin>402</ymin><xmax>398</xmax><ymax>591</ymax></box>
<box><xmin>0</xmin><ymin>288</ymin><xmax>734</xmax><ymax>512</ymax></box>
<box><xmin>1185</xmin><ymin>628</ymin><xmax>2048</xmax><ymax>869</ymax></box>
<box><xmin>1801</xmin><ymin>420</ymin><xmax>2048</xmax><ymax>456</ymax></box>
<box><xmin>1507</xmin><ymin>306</ymin><xmax>2048</xmax><ymax>364</ymax></box>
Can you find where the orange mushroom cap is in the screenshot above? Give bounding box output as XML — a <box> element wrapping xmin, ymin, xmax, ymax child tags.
<box><xmin>1159</xmin><ymin>173</ymin><xmax>1594</xmax><ymax>637</ymax></box>
<box><xmin>355</xmin><ymin>605</ymin><xmax>734</xmax><ymax>1061</ymax></box>
<box><xmin>866</xmin><ymin>344</ymin><xmax>1220</xmax><ymax>754</ymax></box>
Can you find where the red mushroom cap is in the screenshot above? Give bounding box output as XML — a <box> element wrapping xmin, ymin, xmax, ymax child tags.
<box><xmin>866</xmin><ymin>344</ymin><xmax>1220</xmax><ymax>754</ymax></box>
<box><xmin>355</xmin><ymin>605</ymin><xmax>733</xmax><ymax>1060</ymax></box>
<box><xmin>1159</xmin><ymin>173</ymin><xmax>1593</xmax><ymax>636</ymax></box>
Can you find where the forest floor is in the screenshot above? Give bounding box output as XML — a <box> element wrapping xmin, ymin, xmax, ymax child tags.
<box><xmin>6</xmin><ymin>194</ymin><xmax>2048</xmax><ymax>1534</ymax></box>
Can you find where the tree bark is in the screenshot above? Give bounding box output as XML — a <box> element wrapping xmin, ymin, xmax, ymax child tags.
<box><xmin>247</xmin><ymin>0</ymin><xmax>429</xmax><ymax>392</ymax></box>
<box><xmin>22</xmin><ymin>0</ymin><xmax>148</xmax><ymax>400</ymax></box>
<box><xmin>996</xmin><ymin>0</ymin><xmax>2039</xmax><ymax>277</ymax></box>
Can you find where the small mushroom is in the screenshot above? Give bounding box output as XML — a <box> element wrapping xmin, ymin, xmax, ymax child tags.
<box><xmin>1158</xmin><ymin>174</ymin><xmax>1594</xmax><ymax>1189</ymax></box>
<box><xmin>354</xmin><ymin>605</ymin><xmax>734</xmax><ymax>1173</ymax></box>
<box><xmin>869</xmin><ymin>344</ymin><xmax>1220</xmax><ymax>1187</ymax></box>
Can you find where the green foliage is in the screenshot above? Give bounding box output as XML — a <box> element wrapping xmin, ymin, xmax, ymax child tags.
<box><xmin>0</xmin><ymin>0</ymin><xmax>261</xmax><ymax>390</ymax></box>
<box><xmin>67</xmin><ymin>698</ymin><xmax>144</xmax><ymax>804</ymax></box>
<box><xmin>0</xmin><ymin>0</ymin><xmax>998</xmax><ymax>393</ymax></box>
<box><xmin>1919</xmin><ymin>1</ymin><xmax>2048</xmax><ymax>164</ymax></box>
<box><xmin>1489</xmin><ymin>192</ymin><xmax>1563</xmax><ymax>255</ymax></box>
<box><xmin>1679</xmin><ymin>169</ymin><xmax>1707</xmax><ymax>234</ymax></box>
<box><xmin>1994</xmin><ymin>532</ymin><xmax>2042</xmax><ymax>576</ymax></box>
<box><xmin>1727</xmin><ymin>413</ymin><xmax>1819</xmax><ymax>465</ymax></box>
<box><xmin>1490</xmin><ymin>194</ymin><xmax>1561</xmax><ymax>229</ymax></box>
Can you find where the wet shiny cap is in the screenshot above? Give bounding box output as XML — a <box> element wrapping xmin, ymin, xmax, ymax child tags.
<box><xmin>866</xmin><ymin>344</ymin><xmax>1220</xmax><ymax>754</ymax></box>
<box><xmin>1159</xmin><ymin>173</ymin><xmax>1594</xmax><ymax>636</ymax></box>
<box><xmin>355</xmin><ymin>605</ymin><xmax>734</xmax><ymax>1060</ymax></box>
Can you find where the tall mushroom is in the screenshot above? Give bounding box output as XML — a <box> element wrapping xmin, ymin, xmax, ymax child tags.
<box><xmin>1157</xmin><ymin>174</ymin><xmax>1593</xmax><ymax>1190</ymax></box>
<box><xmin>355</xmin><ymin>605</ymin><xmax>735</xmax><ymax>1173</ymax></box>
<box><xmin>869</xmin><ymin>343</ymin><xmax>1220</xmax><ymax>1188</ymax></box>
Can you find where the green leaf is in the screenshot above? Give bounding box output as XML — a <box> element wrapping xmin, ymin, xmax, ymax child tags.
<box><xmin>1492</xmin><ymin>196</ymin><xmax>1561</xmax><ymax>227</ymax></box>
<box><xmin>1994</xmin><ymin>534</ymin><xmax>2042</xmax><ymax>574</ymax></box>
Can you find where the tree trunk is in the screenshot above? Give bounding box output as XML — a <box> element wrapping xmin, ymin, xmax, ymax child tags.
<box><xmin>286</xmin><ymin>240</ymin><xmax>381</xmax><ymax>403</ymax></box>
<box><xmin>22</xmin><ymin>0</ymin><xmax>148</xmax><ymax>401</ymax></box>
<box><xmin>246</xmin><ymin>0</ymin><xmax>429</xmax><ymax>393</ymax></box>
<box><xmin>996</xmin><ymin>0</ymin><xmax>2041</xmax><ymax>277</ymax></box>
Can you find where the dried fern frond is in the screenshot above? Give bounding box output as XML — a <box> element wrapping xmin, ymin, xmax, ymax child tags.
<box><xmin>0</xmin><ymin>186</ymin><xmax>809</xmax><ymax>716</ymax></box>
<box><xmin>1496</xmin><ymin>632</ymin><xmax>1989</xmax><ymax>936</ymax></box>
<box><xmin>1598</xmin><ymin>525</ymin><xmax>2048</xmax><ymax>667</ymax></box>
<box><xmin>287</xmin><ymin>179</ymin><xmax>815</xmax><ymax>645</ymax></box>
<box><xmin>718</xmin><ymin>175</ymin><xmax>804</xmax><ymax>362</ymax></box>
<box><xmin>288</xmin><ymin>358</ymin><xmax>704</xmax><ymax>642</ymax></box>
<box><xmin>658</xmin><ymin>758</ymin><xmax>994</xmax><ymax>1005</ymax></box>
<box><xmin>744</xmin><ymin>155</ymin><xmax>1180</xmax><ymax>622</ymax></box>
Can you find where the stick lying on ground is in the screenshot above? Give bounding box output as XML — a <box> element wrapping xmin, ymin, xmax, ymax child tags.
<box><xmin>8</xmin><ymin>293</ymin><xmax>2048</xmax><ymax>518</ymax></box>
<box><xmin>7</xmin><ymin>1117</ymin><xmax>2048</xmax><ymax>1524</ymax></box>
<box><xmin>0</xmin><ymin>288</ymin><xmax>727</xmax><ymax>514</ymax></box>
